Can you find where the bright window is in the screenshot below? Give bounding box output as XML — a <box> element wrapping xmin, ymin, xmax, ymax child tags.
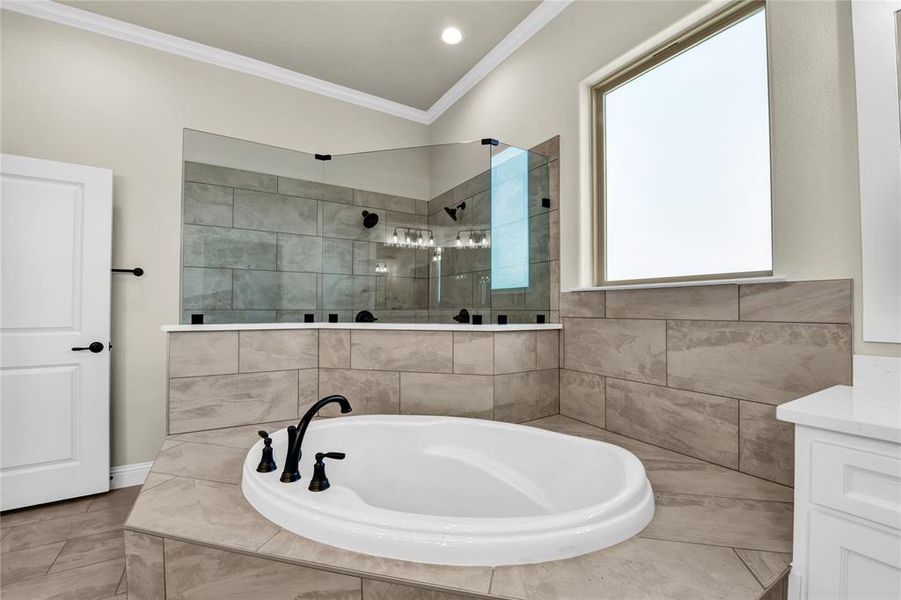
<box><xmin>491</xmin><ymin>147</ymin><xmax>529</xmax><ymax>289</ymax></box>
<box><xmin>596</xmin><ymin>3</ymin><xmax>772</xmax><ymax>284</ymax></box>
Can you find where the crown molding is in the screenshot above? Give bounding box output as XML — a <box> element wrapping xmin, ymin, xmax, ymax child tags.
<box><xmin>2</xmin><ymin>0</ymin><xmax>571</xmax><ymax>125</ymax></box>
<box><xmin>1</xmin><ymin>0</ymin><xmax>431</xmax><ymax>123</ymax></box>
<box><xmin>426</xmin><ymin>0</ymin><xmax>572</xmax><ymax>122</ymax></box>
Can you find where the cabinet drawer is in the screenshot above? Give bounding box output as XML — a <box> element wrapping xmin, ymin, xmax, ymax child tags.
<box><xmin>810</xmin><ymin>441</ymin><xmax>901</xmax><ymax>529</ymax></box>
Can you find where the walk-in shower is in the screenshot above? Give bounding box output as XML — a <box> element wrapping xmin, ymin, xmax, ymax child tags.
<box><xmin>180</xmin><ymin>130</ymin><xmax>553</xmax><ymax>324</ymax></box>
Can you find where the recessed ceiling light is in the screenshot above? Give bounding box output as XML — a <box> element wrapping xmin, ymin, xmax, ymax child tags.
<box><xmin>441</xmin><ymin>27</ymin><xmax>463</xmax><ymax>45</ymax></box>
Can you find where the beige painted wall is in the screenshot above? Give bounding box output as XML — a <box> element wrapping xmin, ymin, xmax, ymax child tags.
<box><xmin>427</xmin><ymin>0</ymin><xmax>898</xmax><ymax>358</ymax></box>
<box><xmin>0</xmin><ymin>11</ymin><xmax>429</xmax><ymax>467</ymax></box>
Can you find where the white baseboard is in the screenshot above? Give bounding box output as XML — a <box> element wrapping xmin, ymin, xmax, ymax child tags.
<box><xmin>853</xmin><ymin>354</ymin><xmax>901</xmax><ymax>391</ymax></box>
<box><xmin>110</xmin><ymin>461</ymin><xmax>153</xmax><ymax>489</ymax></box>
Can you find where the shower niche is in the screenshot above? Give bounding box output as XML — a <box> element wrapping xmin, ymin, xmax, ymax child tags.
<box><xmin>180</xmin><ymin>130</ymin><xmax>553</xmax><ymax>325</ymax></box>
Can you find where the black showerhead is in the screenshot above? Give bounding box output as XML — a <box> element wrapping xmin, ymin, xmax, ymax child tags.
<box><xmin>444</xmin><ymin>201</ymin><xmax>466</xmax><ymax>222</ymax></box>
<box><xmin>361</xmin><ymin>210</ymin><xmax>379</xmax><ymax>229</ymax></box>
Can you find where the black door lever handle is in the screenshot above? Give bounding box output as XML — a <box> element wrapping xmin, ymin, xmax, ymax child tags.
<box><xmin>72</xmin><ymin>342</ymin><xmax>104</xmax><ymax>353</ymax></box>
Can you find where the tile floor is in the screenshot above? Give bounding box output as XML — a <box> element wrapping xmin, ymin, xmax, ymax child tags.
<box><xmin>0</xmin><ymin>485</ymin><xmax>141</xmax><ymax>599</ymax></box>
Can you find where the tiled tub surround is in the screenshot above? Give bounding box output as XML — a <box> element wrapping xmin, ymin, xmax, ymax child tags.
<box><xmin>165</xmin><ymin>324</ymin><xmax>562</xmax><ymax>434</ymax></box>
<box><xmin>560</xmin><ymin>279</ymin><xmax>853</xmax><ymax>486</ymax></box>
<box><xmin>124</xmin><ymin>416</ymin><xmax>792</xmax><ymax>599</ymax></box>
<box><xmin>182</xmin><ymin>161</ymin><xmax>432</xmax><ymax>324</ymax></box>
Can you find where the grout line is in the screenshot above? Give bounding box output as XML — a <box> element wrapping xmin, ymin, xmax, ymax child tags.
<box><xmin>636</xmin><ymin>534</ymin><xmax>790</xmax><ymax>555</ymax></box>
<box><xmin>43</xmin><ymin>540</ymin><xmax>68</xmax><ymax>576</ymax></box>
<box><xmin>733</xmin><ymin>547</ymin><xmax>768</xmax><ymax>589</ymax></box>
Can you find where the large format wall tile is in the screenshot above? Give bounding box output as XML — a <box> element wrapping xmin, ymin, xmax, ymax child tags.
<box><xmin>536</xmin><ymin>330</ymin><xmax>559</xmax><ymax>370</ymax></box>
<box><xmin>233</xmin><ymin>188</ymin><xmax>319</xmax><ymax>236</ymax></box>
<box><xmin>563</xmin><ymin>318</ymin><xmax>666</xmax><ymax>385</ymax></box>
<box><xmin>606</xmin><ymin>285</ymin><xmax>738</xmax><ymax>320</ymax></box>
<box><xmin>232</xmin><ymin>269</ymin><xmax>280</xmax><ymax>309</ymax></box>
<box><xmin>280</xmin><ymin>272</ymin><xmax>320</xmax><ymax>309</ymax></box>
<box><xmin>354</xmin><ymin>189</ymin><xmax>417</xmax><ymax>214</ymax></box>
<box><xmin>277</xmin><ymin>233</ymin><xmax>322</xmax><ymax>272</ymax></box>
<box><xmin>124</xmin><ymin>531</ymin><xmax>165</xmax><ymax>600</ymax></box>
<box><xmin>164</xmin><ymin>539</ymin><xmax>361</xmax><ymax>599</ymax></box>
<box><xmin>363</xmin><ymin>580</ymin><xmax>477</xmax><ymax>600</ymax></box>
<box><xmin>169</xmin><ymin>332</ymin><xmax>238</xmax><ymax>378</ymax></box>
<box><xmin>278</xmin><ymin>176</ymin><xmax>354</xmax><ymax>204</ymax></box>
<box><xmin>239</xmin><ymin>330</ymin><xmax>318</xmax><ymax>372</ymax></box>
<box><xmin>298</xmin><ymin>368</ymin><xmax>320</xmax><ymax>413</ymax></box>
<box><xmin>183</xmin><ymin>225</ymin><xmax>276</xmax><ymax>270</ymax></box>
<box><xmin>739</xmin><ymin>401</ymin><xmax>795</xmax><ymax>485</ymax></box>
<box><xmin>322</xmin><ymin>201</ymin><xmax>385</xmax><ymax>241</ymax></box>
<box><xmin>453</xmin><ymin>332</ymin><xmax>493</xmax><ymax>374</ymax></box>
<box><xmin>182</xmin><ymin>267</ymin><xmax>231</xmax><ymax>309</ymax></box>
<box><xmin>322</xmin><ymin>274</ymin><xmax>376</xmax><ymax>309</ymax></box>
<box><xmin>739</xmin><ymin>280</ymin><xmax>852</xmax><ymax>323</ymax></box>
<box><xmin>606</xmin><ymin>379</ymin><xmax>739</xmax><ymax>468</ymax></box>
<box><xmin>184</xmin><ymin>161</ymin><xmax>277</xmax><ymax>192</ymax></box>
<box><xmin>494</xmin><ymin>331</ymin><xmax>537</xmax><ymax>374</ymax></box>
<box><xmin>559</xmin><ymin>369</ymin><xmax>605</xmax><ymax>429</ymax></box>
<box><xmin>494</xmin><ymin>369</ymin><xmax>559</xmax><ymax>423</ymax></box>
<box><xmin>258</xmin><ymin>530</ymin><xmax>493</xmax><ymax>594</ymax></box>
<box><xmin>559</xmin><ymin>291</ymin><xmax>605</xmax><ymax>318</ymax></box>
<box><xmin>183</xmin><ymin>181</ymin><xmax>233</xmax><ymax>227</ymax></box>
<box><xmin>323</xmin><ymin>238</ymin><xmax>353</xmax><ymax>274</ymax></box>
<box><xmin>169</xmin><ymin>370</ymin><xmax>298</xmax><ymax>433</ymax></box>
<box><xmin>667</xmin><ymin>320</ymin><xmax>852</xmax><ymax>404</ymax></box>
<box><xmin>351</xmin><ymin>330</ymin><xmax>452</xmax><ymax>372</ymax></box>
<box><xmin>320</xmin><ymin>329</ymin><xmax>351</xmax><ymax>368</ymax></box>
<box><xmin>400</xmin><ymin>372</ymin><xmax>493</xmax><ymax>419</ymax></box>
<box><xmin>319</xmin><ymin>368</ymin><xmax>399</xmax><ymax>415</ymax></box>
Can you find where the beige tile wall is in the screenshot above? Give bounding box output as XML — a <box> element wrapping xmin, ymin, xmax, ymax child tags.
<box><xmin>560</xmin><ymin>279</ymin><xmax>853</xmax><ymax>485</ymax></box>
<box><xmin>167</xmin><ymin>328</ymin><xmax>559</xmax><ymax>433</ymax></box>
<box><xmin>127</xmin><ymin>535</ymin><xmax>483</xmax><ymax>599</ymax></box>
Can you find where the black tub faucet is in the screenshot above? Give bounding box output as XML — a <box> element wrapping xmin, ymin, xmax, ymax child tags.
<box><xmin>280</xmin><ymin>395</ymin><xmax>352</xmax><ymax>483</ymax></box>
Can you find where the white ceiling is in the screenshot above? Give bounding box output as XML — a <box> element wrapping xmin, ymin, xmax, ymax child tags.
<box><xmin>59</xmin><ymin>0</ymin><xmax>542</xmax><ymax>110</ymax></box>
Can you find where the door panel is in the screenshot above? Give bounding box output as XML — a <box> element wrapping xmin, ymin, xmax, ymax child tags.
<box><xmin>1</xmin><ymin>175</ymin><xmax>82</xmax><ymax>330</ymax></box>
<box><xmin>1</xmin><ymin>365</ymin><xmax>77</xmax><ymax>469</ymax></box>
<box><xmin>0</xmin><ymin>154</ymin><xmax>112</xmax><ymax>510</ymax></box>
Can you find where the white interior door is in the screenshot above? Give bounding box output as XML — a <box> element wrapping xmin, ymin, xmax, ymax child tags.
<box><xmin>0</xmin><ymin>154</ymin><xmax>112</xmax><ymax>510</ymax></box>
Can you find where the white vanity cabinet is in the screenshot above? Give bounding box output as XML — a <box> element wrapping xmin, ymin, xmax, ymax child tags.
<box><xmin>778</xmin><ymin>385</ymin><xmax>901</xmax><ymax>600</ymax></box>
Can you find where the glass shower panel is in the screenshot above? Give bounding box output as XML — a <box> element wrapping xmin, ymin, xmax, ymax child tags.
<box><xmin>324</xmin><ymin>144</ymin><xmax>434</xmax><ymax>323</ymax></box>
<box><xmin>424</xmin><ymin>141</ymin><xmax>492</xmax><ymax>323</ymax></box>
<box><xmin>180</xmin><ymin>132</ymin><xmax>552</xmax><ymax>325</ymax></box>
<box><xmin>180</xmin><ymin>130</ymin><xmax>323</xmax><ymax>324</ymax></box>
<box><xmin>489</xmin><ymin>142</ymin><xmax>551</xmax><ymax>323</ymax></box>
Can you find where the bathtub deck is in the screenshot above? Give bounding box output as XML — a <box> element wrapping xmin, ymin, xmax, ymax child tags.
<box><xmin>124</xmin><ymin>415</ymin><xmax>792</xmax><ymax>599</ymax></box>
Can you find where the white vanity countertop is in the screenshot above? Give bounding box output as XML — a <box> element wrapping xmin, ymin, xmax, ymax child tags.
<box><xmin>777</xmin><ymin>384</ymin><xmax>901</xmax><ymax>444</ymax></box>
<box><xmin>161</xmin><ymin>322</ymin><xmax>563</xmax><ymax>333</ymax></box>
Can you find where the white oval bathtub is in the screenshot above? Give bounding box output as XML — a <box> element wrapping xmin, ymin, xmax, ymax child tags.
<box><xmin>242</xmin><ymin>415</ymin><xmax>654</xmax><ymax>566</ymax></box>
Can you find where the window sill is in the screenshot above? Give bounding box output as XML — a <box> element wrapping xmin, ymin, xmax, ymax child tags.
<box><xmin>568</xmin><ymin>275</ymin><xmax>786</xmax><ymax>292</ymax></box>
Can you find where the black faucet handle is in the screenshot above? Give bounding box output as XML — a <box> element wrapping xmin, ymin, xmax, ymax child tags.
<box><xmin>316</xmin><ymin>452</ymin><xmax>345</xmax><ymax>461</ymax></box>
<box><xmin>258</xmin><ymin>430</ymin><xmax>270</xmax><ymax>440</ymax></box>
<box><xmin>309</xmin><ymin>451</ymin><xmax>345</xmax><ymax>492</ymax></box>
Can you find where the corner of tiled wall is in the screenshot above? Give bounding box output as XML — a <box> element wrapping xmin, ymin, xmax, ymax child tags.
<box><xmin>558</xmin><ymin>279</ymin><xmax>853</xmax><ymax>485</ymax></box>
